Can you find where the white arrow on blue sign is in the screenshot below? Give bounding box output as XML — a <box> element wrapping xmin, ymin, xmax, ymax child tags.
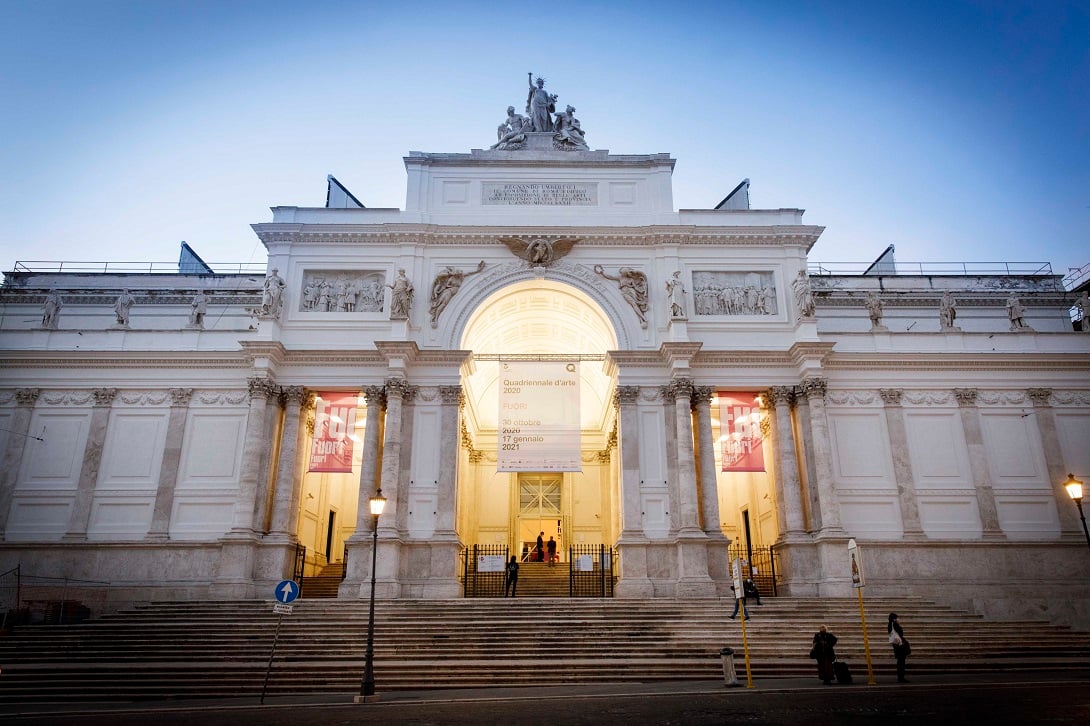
<box><xmin>274</xmin><ymin>580</ymin><xmax>300</xmax><ymax>603</ymax></box>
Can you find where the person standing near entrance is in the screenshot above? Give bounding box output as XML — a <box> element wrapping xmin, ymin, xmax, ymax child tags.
<box><xmin>504</xmin><ymin>556</ymin><xmax>519</xmax><ymax>597</ymax></box>
<box><xmin>810</xmin><ymin>624</ymin><xmax>838</xmax><ymax>685</ymax></box>
<box><xmin>536</xmin><ymin>532</ymin><xmax>545</xmax><ymax>563</ymax></box>
<box><xmin>547</xmin><ymin>536</ymin><xmax>557</xmax><ymax>567</ymax></box>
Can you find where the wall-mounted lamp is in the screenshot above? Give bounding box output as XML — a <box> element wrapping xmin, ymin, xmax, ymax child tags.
<box><xmin>1063</xmin><ymin>474</ymin><xmax>1090</xmax><ymax>551</ymax></box>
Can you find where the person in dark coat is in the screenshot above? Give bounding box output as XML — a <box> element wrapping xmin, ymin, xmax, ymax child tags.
<box><xmin>888</xmin><ymin>612</ymin><xmax>910</xmax><ymax>682</ymax></box>
<box><xmin>536</xmin><ymin>532</ymin><xmax>544</xmax><ymax>562</ymax></box>
<box><xmin>742</xmin><ymin>578</ymin><xmax>762</xmax><ymax>605</ymax></box>
<box><xmin>811</xmin><ymin>624</ymin><xmax>838</xmax><ymax>684</ymax></box>
<box><xmin>547</xmin><ymin>536</ymin><xmax>557</xmax><ymax>567</ymax></box>
<box><xmin>504</xmin><ymin>556</ymin><xmax>519</xmax><ymax>597</ymax></box>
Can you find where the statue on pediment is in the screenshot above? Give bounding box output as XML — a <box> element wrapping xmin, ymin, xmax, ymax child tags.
<box><xmin>491</xmin><ymin>106</ymin><xmax>529</xmax><ymax>150</ymax></box>
<box><xmin>526</xmin><ymin>73</ymin><xmax>557</xmax><ymax>132</ymax></box>
<box><xmin>553</xmin><ymin>105</ymin><xmax>588</xmax><ymax>151</ymax></box>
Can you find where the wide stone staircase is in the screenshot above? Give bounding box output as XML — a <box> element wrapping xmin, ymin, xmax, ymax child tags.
<box><xmin>1</xmin><ymin>595</ymin><xmax>1088</xmax><ymax>703</ymax></box>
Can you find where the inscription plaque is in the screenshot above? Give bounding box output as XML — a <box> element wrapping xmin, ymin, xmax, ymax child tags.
<box><xmin>483</xmin><ymin>182</ymin><xmax>598</xmax><ymax>206</ymax></box>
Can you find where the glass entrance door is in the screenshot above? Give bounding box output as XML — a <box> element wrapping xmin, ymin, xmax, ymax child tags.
<box><xmin>517</xmin><ymin>475</ymin><xmax>563</xmax><ymax>562</ymax></box>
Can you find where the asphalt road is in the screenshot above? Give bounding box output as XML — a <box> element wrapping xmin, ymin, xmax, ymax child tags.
<box><xmin>5</xmin><ymin>676</ymin><xmax>1090</xmax><ymax>725</ymax></box>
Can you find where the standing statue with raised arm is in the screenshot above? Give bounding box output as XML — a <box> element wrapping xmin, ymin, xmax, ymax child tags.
<box><xmin>526</xmin><ymin>73</ymin><xmax>557</xmax><ymax>132</ymax></box>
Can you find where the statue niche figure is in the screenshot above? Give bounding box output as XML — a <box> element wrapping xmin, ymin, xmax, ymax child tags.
<box><xmin>387</xmin><ymin>268</ymin><xmax>414</xmax><ymax>320</ymax></box>
<box><xmin>113</xmin><ymin>289</ymin><xmax>136</xmax><ymax>326</ymax></box>
<box><xmin>939</xmin><ymin>290</ymin><xmax>958</xmax><ymax>331</ymax></box>
<box><xmin>594</xmin><ymin>264</ymin><xmax>649</xmax><ymax>328</ymax></box>
<box><xmin>666</xmin><ymin>271</ymin><xmax>687</xmax><ymax>319</ymax></box>
<box><xmin>792</xmin><ymin>270</ymin><xmax>816</xmax><ymax>319</ymax></box>
<box><xmin>41</xmin><ymin>290</ymin><xmax>63</xmax><ymax>329</ymax></box>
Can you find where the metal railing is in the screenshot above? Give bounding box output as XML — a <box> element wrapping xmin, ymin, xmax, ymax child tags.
<box><xmin>1064</xmin><ymin>262</ymin><xmax>1090</xmax><ymax>291</ymax></box>
<box><xmin>12</xmin><ymin>261</ymin><xmax>268</xmax><ymax>275</ymax></box>
<box><xmin>292</xmin><ymin>544</ymin><xmax>307</xmax><ymax>583</ymax></box>
<box><xmin>808</xmin><ymin>261</ymin><xmax>1054</xmax><ymax>277</ymax></box>
<box><xmin>0</xmin><ymin>566</ymin><xmax>113</xmax><ymax>626</ymax></box>
<box><xmin>462</xmin><ymin>544</ymin><xmax>509</xmax><ymax>598</ymax></box>
<box><xmin>569</xmin><ymin>544</ymin><xmax>616</xmax><ymax>598</ymax></box>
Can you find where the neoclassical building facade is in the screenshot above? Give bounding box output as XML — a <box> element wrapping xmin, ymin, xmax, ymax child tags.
<box><xmin>1</xmin><ymin>125</ymin><xmax>1088</xmax><ymax>627</ymax></box>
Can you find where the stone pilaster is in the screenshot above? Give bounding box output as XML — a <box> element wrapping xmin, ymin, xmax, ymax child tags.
<box><xmin>436</xmin><ymin>386</ymin><xmax>463</xmax><ymax>536</ymax></box>
<box><xmin>224</xmin><ymin>378</ymin><xmax>276</xmax><ymax>535</ymax></box>
<box><xmin>0</xmin><ymin>388</ymin><xmax>40</xmax><ymax>538</ymax></box>
<box><xmin>1027</xmin><ymin>388</ymin><xmax>1082</xmax><ymax>534</ymax></box>
<box><xmin>954</xmin><ymin>388</ymin><xmax>1005</xmax><ymax>539</ymax></box>
<box><xmin>252</xmin><ymin>383</ymin><xmax>283</xmax><ymax>533</ymax></box>
<box><xmin>613</xmin><ymin>385</ymin><xmax>653</xmax><ymax>597</ymax></box>
<box><xmin>267</xmin><ymin>386</ymin><xmax>308</xmax><ymax>538</ymax></box>
<box><xmin>666</xmin><ymin>378</ymin><xmax>714</xmax><ymax>597</ymax></box>
<box><xmin>799</xmin><ymin>377</ymin><xmax>844</xmax><ymax>536</ymax></box>
<box><xmin>692</xmin><ymin>386</ymin><xmax>726</xmax><ymax>539</ymax></box>
<box><xmin>879</xmin><ymin>388</ymin><xmax>924</xmax><ymax>538</ymax></box>
<box><xmin>375</xmin><ymin>378</ymin><xmax>409</xmax><ymax>597</ymax></box>
<box><xmin>64</xmin><ymin>387</ymin><xmax>117</xmax><ymax>540</ymax></box>
<box><xmin>146</xmin><ymin>388</ymin><xmax>193</xmax><ymax>540</ymax></box>
<box><xmin>768</xmin><ymin>386</ymin><xmax>807</xmax><ymax>541</ymax></box>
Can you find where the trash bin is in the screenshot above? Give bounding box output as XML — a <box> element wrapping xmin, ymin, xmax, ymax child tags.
<box><xmin>720</xmin><ymin>647</ymin><xmax>739</xmax><ymax>687</ymax></box>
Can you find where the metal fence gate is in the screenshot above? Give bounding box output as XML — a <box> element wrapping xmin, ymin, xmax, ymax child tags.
<box><xmin>727</xmin><ymin>544</ymin><xmax>779</xmax><ymax>597</ymax></box>
<box><xmin>568</xmin><ymin>544</ymin><xmax>616</xmax><ymax>597</ymax></box>
<box><xmin>461</xmin><ymin>544</ymin><xmax>509</xmax><ymax>598</ymax></box>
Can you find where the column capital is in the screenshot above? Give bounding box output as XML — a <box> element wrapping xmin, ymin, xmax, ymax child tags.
<box><xmin>247</xmin><ymin>377</ymin><xmax>276</xmax><ymax>399</ymax></box>
<box><xmin>401</xmin><ymin>384</ymin><xmax>420</xmax><ymax>405</ymax></box>
<box><xmin>668</xmin><ymin>378</ymin><xmax>694</xmax><ymax>401</ymax></box>
<box><xmin>93</xmin><ymin>388</ymin><xmax>118</xmax><ymax>406</ymax></box>
<box><xmin>691</xmin><ymin>385</ymin><xmax>715</xmax><ymax>409</ymax></box>
<box><xmin>169</xmin><ymin>388</ymin><xmax>194</xmax><ymax>406</ymax></box>
<box><xmin>362</xmin><ymin>385</ymin><xmax>386</xmax><ymax>407</ymax></box>
<box><xmin>385</xmin><ymin>378</ymin><xmax>411</xmax><ymax>400</ymax></box>
<box><xmin>879</xmin><ymin>388</ymin><xmax>903</xmax><ymax>406</ymax></box>
<box><xmin>1027</xmin><ymin>388</ymin><xmax>1052</xmax><ymax>405</ymax></box>
<box><xmin>768</xmin><ymin>385</ymin><xmax>795</xmax><ymax>407</ymax></box>
<box><xmin>799</xmin><ymin>377</ymin><xmax>828</xmax><ymax>400</ymax></box>
<box><xmin>659</xmin><ymin>384</ymin><xmax>676</xmax><ymax>404</ymax></box>
<box><xmin>281</xmin><ymin>385</ymin><xmax>309</xmax><ymax>406</ymax></box>
<box><xmin>613</xmin><ymin>386</ymin><xmax>640</xmax><ymax>409</ymax></box>
<box><xmin>953</xmin><ymin>388</ymin><xmax>978</xmax><ymax>406</ymax></box>
<box><xmin>15</xmin><ymin>388</ymin><xmax>40</xmax><ymax>407</ymax></box>
<box><xmin>439</xmin><ymin>385</ymin><xmax>464</xmax><ymax>406</ymax></box>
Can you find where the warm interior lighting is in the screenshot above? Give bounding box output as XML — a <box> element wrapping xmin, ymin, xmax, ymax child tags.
<box><xmin>1064</xmin><ymin>474</ymin><xmax>1084</xmax><ymax>502</ymax></box>
<box><xmin>370</xmin><ymin>489</ymin><xmax>387</xmax><ymax>516</ymax></box>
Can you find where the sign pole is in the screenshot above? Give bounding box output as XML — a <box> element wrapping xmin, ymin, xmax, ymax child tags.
<box><xmin>260</xmin><ymin>613</ymin><xmax>284</xmax><ymax>704</ymax></box>
<box><xmin>848</xmin><ymin>538</ymin><xmax>876</xmax><ymax>685</ymax></box>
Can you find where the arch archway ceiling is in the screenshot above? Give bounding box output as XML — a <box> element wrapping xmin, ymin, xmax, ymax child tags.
<box><xmin>461</xmin><ymin>280</ymin><xmax>617</xmax><ymax>434</ymax></box>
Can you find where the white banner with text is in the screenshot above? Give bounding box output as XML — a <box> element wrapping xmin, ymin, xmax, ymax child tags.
<box><xmin>497</xmin><ymin>361</ymin><xmax>581</xmax><ymax>472</ymax></box>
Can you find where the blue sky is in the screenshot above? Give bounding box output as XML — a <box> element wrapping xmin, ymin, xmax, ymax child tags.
<box><xmin>1</xmin><ymin>0</ymin><xmax>1087</xmax><ymax>279</ymax></box>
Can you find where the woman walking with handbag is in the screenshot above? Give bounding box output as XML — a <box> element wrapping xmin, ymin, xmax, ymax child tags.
<box><xmin>888</xmin><ymin>612</ymin><xmax>911</xmax><ymax>682</ymax></box>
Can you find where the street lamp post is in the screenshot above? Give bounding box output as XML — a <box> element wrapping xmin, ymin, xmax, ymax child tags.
<box><xmin>1063</xmin><ymin>474</ymin><xmax>1090</xmax><ymax>551</ymax></box>
<box><xmin>356</xmin><ymin>488</ymin><xmax>386</xmax><ymax>703</ymax></box>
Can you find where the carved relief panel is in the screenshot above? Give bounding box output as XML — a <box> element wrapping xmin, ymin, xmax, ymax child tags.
<box><xmin>299</xmin><ymin>270</ymin><xmax>385</xmax><ymax>313</ymax></box>
<box><xmin>692</xmin><ymin>271</ymin><xmax>778</xmax><ymax>316</ymax></box>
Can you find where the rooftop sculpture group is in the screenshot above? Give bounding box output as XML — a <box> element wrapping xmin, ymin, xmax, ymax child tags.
<box><xmin>490</xmin><ymin>73</ymin><xmax>589</xmax><ymax>151</ymax></box>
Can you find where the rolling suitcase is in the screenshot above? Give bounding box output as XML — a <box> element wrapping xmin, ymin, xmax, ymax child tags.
<box><xmin>833</xmin><ymin>661</ymin><xmax>853</xmax><ymax>684</ymax></box>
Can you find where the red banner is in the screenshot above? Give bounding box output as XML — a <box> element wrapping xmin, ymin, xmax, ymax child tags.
<box><xmin>718</xmin><ymin>392</ymin><xmax>765</xmax><ymax>472</ymax></box>
<box><xmin>308</xmin><ymin>391</ymin><xmax>360</xmax><ymax>473</ymax></box>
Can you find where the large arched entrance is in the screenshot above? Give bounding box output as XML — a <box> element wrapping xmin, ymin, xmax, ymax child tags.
<box><xmin>456</xmin><ymin>279</ymin><xmax>620</xmax><ymax>565</ymax></box>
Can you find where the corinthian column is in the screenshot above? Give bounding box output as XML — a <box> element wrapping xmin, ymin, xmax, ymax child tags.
<box><xmin>0</xmin><ymin>388</ymin><xmax>40</xmax><ymax>538</ymax></box>
<box><xmin>692</xmin><ymin>386</ymin><xmax>725</xmax><ymax>539</ymax></box>
<box><xmin>146</xmin><ymin>388</ymin><xmax>193</xmax><ymax>540</ymax></box>
<box><xmin>669</xmin><ymin>379</ymin><xmax>702</xmax><ymax>534</ymax></box>
<box><xmin>613</xmin><ymin>385</ymin><xmax>653</xmax><ymax>597</ymax></box>
<box><xmin>65</xmin><ymin>388</ymin><xmax>117</xmax><ymax>540</ymax></box>
<box><xmin>953</xmin><ymin>388</ymin><xmax>1004</xmax><ymax>539</ymax></box>
<box><xmin>378</xmin><ymin>379</ymin><xmax>408</xmax><ymax>536</ymax></box>
<box><xmin>268</xmin><ymin>385</ymin><xmax>308</xmax><ymax>538</ymax></box>
<box><xmin>799</xmin><ymin>377</ymin><xmax>844</xmax><ymax>536</ymax></box>
<box><xmin>768</xmin><ymin>386</ymin><xmax>807</xmax><ymax>540</ymax></box>
<box><xmin>341</xmin><ymin>385</ymin><xmax>385</xmax><ymax>597</ymax></box>
<box><xmin>879</xmin><ymin>388</ymin><xmax>924</xmax><ymax>538</ymax></box>
<box><xmin>1027</xmin><ymin>388</ymin><xmax>1082</xmax><ymax>534</ymax></box>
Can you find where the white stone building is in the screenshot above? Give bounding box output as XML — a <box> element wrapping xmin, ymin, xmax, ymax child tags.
<box><xmin>1</xmin><ymin>124</ymin><xmax>1089</xmax><ymax>627</ymax></box>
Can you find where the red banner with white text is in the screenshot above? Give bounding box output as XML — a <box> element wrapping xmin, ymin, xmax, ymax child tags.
<box><xmin>718</xmin><ymin>391</ymin><xmax>765</xmax><ymax>472</ymax></box>
<box><xmin>308</xmin><ymin>391</ymin><xmax>360</xmax><ymax>473</ymax></box>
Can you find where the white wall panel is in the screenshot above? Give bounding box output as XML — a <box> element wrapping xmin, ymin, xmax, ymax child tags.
<box><xmin>408</xmin><ymin>493</ymin><xmax>438</xmax><ymax>537</ymax></box>
<box><xmin>980</xmin><ymin>412</ymin><xmax>1048</xmax><ymax>488</ymax></box>
<box><xmin>995</xmin><ymin>495</ymin><xmax>1060</xmax><ymax>539</ymax></box>
<box><xmin>828</xmin><ymin>412</ymin><xmax>892</xmax><ymax>487</ymax></box>
<box><xmin>5</xmin><ymin>499</ymin><xmax>71</xmax><ymax>539</ymax></box>
<box><xmin>98</xmin><ymin>411</ymin><xmax>168</xmax><ymax>488</ymax></box>
<box><xmin>176</xmin><ymin>412</ymin><xmax>246</xmax><ymax>488</ymax></box>
<box><xmin>1055</xmin><ymin>411</ymin><xmax>1090</xmax><ymax>480</ymax></box>
<box><xmin>410</xmin><ymin>408</ymin><xmax>440</xmax><ymax>487</ymax></box>
<box><xmin>170</xmin><ymin>500</ymin><xmax>234</xmax><ymax>539</ymax></box>
<box><xmin>839</xmin><ymin>497</ymin><xmax>902</xmax><ymax>539</ymax></box>
<box><xmin>88</xmin><ymin>499</ymin><xmax>153</xmax><ymax>539</ymax></box>
<box><xmin>918</xmin><ymin>496</ymin><xmax>981</xmax><ymax>538</ymax></box>
<box><xmin>638</xmin><ymin>406</ymin><xmax>666</xmax><ymax>486</ymax></box>
<box><xmin>17</xmin><ymin>412</ymin><xmax>89</xmax><ymax>490</ymax></box>
<box><xmin>641</xmin><ymin>493</ymin><xmax>668</xmax><ymax>538</ymax></box>
<box><xmin>905</xmin><ymin>412</ymin><xmax>971</xmax><ymax>488</ymax></box>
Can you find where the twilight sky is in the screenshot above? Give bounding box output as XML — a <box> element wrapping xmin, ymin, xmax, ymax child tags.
<box><xmin>1</xmin><ymin>0</ymin><xmax>1087</xmax><ymax>279</ymax></box>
